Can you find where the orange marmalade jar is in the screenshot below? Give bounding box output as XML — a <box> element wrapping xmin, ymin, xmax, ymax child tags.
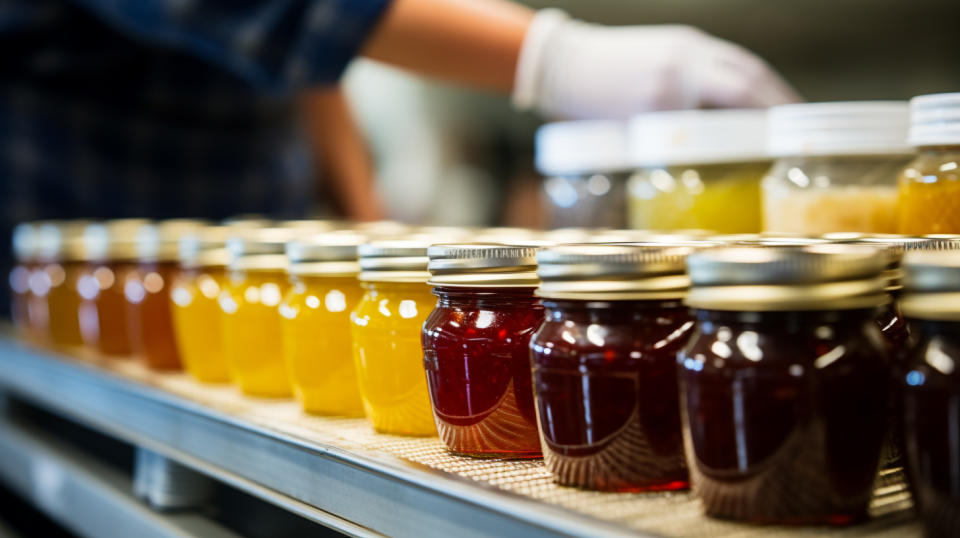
<box><xmin>39</xmin><ymin>221</ymin><xmax>93</xmax><ymax>350</ymax></box>
<box><xmin>897</xmin><ymin>93</ymin><xmax>960</xmax><ymax>234</ymax></box>
<box><xmin>220</xmin><ymin>228</ymin><xmax>295</xmax><ymax>397</ymax></box>
<box><xmin>78</xmin><ymin>219</ymin><xmax>151</xmax><ymax>356</ymax></box>
<box><xmin>280</xmin><ymin>233</ymin><xmax>367</xmax><ymax>415</ymax></box>
<box><xmin>170</xmin><ymin>226</ymin><xmax>232</xmax><ymax>383</ymax></box>
<box><xmin>126</xmin><ymin>220</ymin><xmax>206</xmax><ymax>370</ymax></box>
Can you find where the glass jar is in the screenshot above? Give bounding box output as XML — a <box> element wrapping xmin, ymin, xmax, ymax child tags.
<box><xmin>899</xmin><ymin>249</ymin><xmax>960</xmax><ymax>537</ymax></box>
<box><xmin>351</xmin><ymin>241</ymin><xmax>438</xmax><ymax>436</ymax></box>
<box><xmin>280</xmin><ymin>233</ymin><xmax>366</xmax><ymax>416</ymax></box>
<box><xmin>38</xmin><ymin>221</ymin><xmax>92</xmax><ymax>349</ymax></box>
<box><xmin>423</xmin><ymin>244</ymin><xmax>543</xmax><ymax>458</ymax></box>
<box><xmin>77</xmin><ymin>219</ymin><xmax>150</xmax><ymax>356</ymax></box>
<box><xmin>126</xmin><ymin>220</ymin><xmax>205</xmax><ymax>370</ymax></box>
<box><xmin>220</xmin><ymin>228</ymin><xmax>294</xmax><ymax>397</ymax></box>
<box><xmin>9</xmin><ymin>223</ymin><xmax>35</xmax><ymax>334</ymax></box>
<box><xmin>627</xmin><ymin>110</ymin><xmax>769</xmax><ymax>233</ymax></box>
<box><xmin>680</xmin><ymin>245</ymin><xmax>891</xmax><ymax>524</ymax></box>
<box><xmin>763</xmin><ymin>102</ymin><xmax>912</xmax><ymax>234</ymax></box>
<box><xmin>170</xmin><ymin>226</ymin><xmax>232</xmax><ymax>382</ymax></box>
<box><xmin>536</xmin><ymin>120</ymin><xmax>630</xmax><ymax>228</ymax></box>
<box><xmin>897</xmin><ymin>93</ymin><xmax>960</xmax><ymax>234</ymax></box>
<box><xmin>532</xmin><ymin>244</ymin><xmax>700</xmax><ymax>490</ymax></box>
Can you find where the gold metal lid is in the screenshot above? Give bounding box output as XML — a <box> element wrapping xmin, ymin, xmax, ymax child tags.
<box><xmin>277</xmin><ymin>219</ymin><xmax>342</xmax><ymax>232</ymax></box>
<box><xmin>428</xmin><ymin>243</ymin><xmax>541</xmax><ymax>287</ymax></box>
<box><xmin>901</xmin><ymin>250</ymin><xmax>960</xmax><ymax>320</ymax></box>
<box><xmin>83</xmin><ymin>219</ymin><xmax>153</xmax><ymax>262</ymax></box>
<box><xmin>352</xmin><ymin>220</ymin><xmax>413</xmax><ymax>237</ymax></box>
<box><xmin>537</xmin><ymin>243</ymin><xmax>702</xmax><ymax>300</ymax></box>
<box><xmin>686</xmin><ymin>244</ymin><xmax>889</xmax><ymax>311</ymax></box>
<box><xmin>226</xmin><ymin>227</ymin><xmax>297</xmax><ymax>272</ymax></box>
<box><xmin>37</xmin><ymin>220</ymin><xmax>97</xmax><ymax>263</ymax></box>
<box><xmin>136</xmin><ymin>219</ymin><xmax>208</xmax><ymax>262</ymax></box>
<box><xmin>286</xmin><ymin>232</ymin><xmax>366</xmax><ymax>276</ymax></box>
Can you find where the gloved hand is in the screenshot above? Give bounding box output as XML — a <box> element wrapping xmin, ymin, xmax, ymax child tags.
<box><xmin>513</xmin><ymin>9</ymin><xmax>801</xmax><ymax>119</ymax></box>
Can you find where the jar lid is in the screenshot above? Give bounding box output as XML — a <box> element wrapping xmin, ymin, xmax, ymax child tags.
<box><xmin>901</xmin><ymin>250</ymin><xmax>960</xmax><ymax>320</ymax></box>
<box><xmin>226</xmin><ymin>227</ymin><xmax>296</xmax><ymax>272</ymax></box>
<box><xmin>136</xmin><ymin>219</ymin><xmax>208</xmax><ymax>262</ymax></box>
<box><xmin>352</xmin><ymin>220</ymin><xmax>414</xmax><ymax>237</ymax></box>
<box><xmin>537</xmin><ymin>243</ymin><xmax>702</xmax><ymax>300</ymax></box>
<box><xmin>686</xmin><ymin>245</ymin><xmax>888</xmax><ymax>311</ymax></box>
<box><xmin>83</xmin><ymin>219</ymin><xmax>153</xmax><ymax>262</ymax></box>
<box><xmin>179</xmin><ymin>225</ymin><xmax>234</xmax><ymax>268</ymax></box>
<box><xmin>909</xmin><ymin>92</ymin><xmax>960</xmax><ymax>147</ymax></box>
<box><xmin>286</xmin><ymin>232</ymin><xmax>366</xmax><ymax>276</ymax></box>
<box><xmin>12</xmin><ymin>222</ymin><xmax>37</xmax><ymax>262</ymax></box>
<box><xmin>628</xmin><ymin>109</ymin><xmax>769</xmax><ymax>167</ymax></box>
<box><xmin>277</xmin><ymin>219</ymin><xmax>341</xmax><ymax>232</ymax></box>
<box><xmin>37</xmin><ymin>220</ymin><xmax>97</xmax><ymax>263</ymax></box>
<box><xmin>536</xmin><ymin>120</ymin><xmax>631</xmax><ymax>176</ymax></box>
<box><xmin>428</xmin><ymin>243</ymin><xmax>541</xmax><ymax>287</ymax></box>
<box><xmin>358</xmin><ymin>240</ymin><xmax>432</xmax><ymax>283</ymax></box>
<box><xmin>767</xmin><ymin>101</ymin><xmax>911</xmax><ymax>157</ymax></box>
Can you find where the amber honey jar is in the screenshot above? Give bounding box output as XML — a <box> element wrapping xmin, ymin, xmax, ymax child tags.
<box><xmin>38</xmin><ymin>221</ymin><xmax>93</xmax><ymax>350</ymax></box>
<box><xmin>9</xmin><ymin>222</ymin><xmax>36</xmax><ymax>335</ymax></box>
<box><xmin>679</xmin><ymin>245</ymin><xmax>891</xmax><ymax>524</ymax></box>
<box><xmin>126</xmin><ymin>219</ymin><xmax>206</xmax><ymax>370</ymax></box>
<box><xmin>220</xmin><ymin>227</ymin><xmax>295</xmax><ymax>397</ymax></box>
<box><xmin>78</xmin><ymin>219</ymin><xmax>151</xmax><ymax>356</ymax></box>
<box><xmin>531</xmin><ymin>243</ymin><xmax>703</xmax><ymax>491</ymax></box>
<box><xmin>280</xmin><ymin>232</ymin><xmax>367</xmax><ymax>415</ymax></box>
<box><xmin>170</xmin><ymin>226</ymin><xmax>232</xmax><ymax>382</ymax></box>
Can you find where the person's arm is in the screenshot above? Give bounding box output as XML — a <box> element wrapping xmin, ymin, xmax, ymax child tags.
<box><xmin>300</xmin><ymin>87</ymin><xmax>384</xmax><ymax>221</ymax></box>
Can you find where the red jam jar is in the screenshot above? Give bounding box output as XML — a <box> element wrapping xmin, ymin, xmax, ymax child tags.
<box><xmin>680</xmin><ymin>245</ymin><xmax>891</xmax><ymax>525</ymax></box>
<box><xmin>126</xmin><ymin>220</ymin><xmax>206</xmax><ymax>370</ymax></box>
<box><xmin>78</xmin><ymin>219</ymin><xmax>151</xmax><ymax>356</ymax></box>
<box><xmin>422</xmin><ymin>243</ymin><xmax>544</xmax><ymax>458</ymax></box>
<box><xmin>899</xmin><ymin>250</ymin><xmax>960</xmax><ymax>537</ymax></box>
<box><xmin>531</xmin><ymin>243</ymin><xmax>703</xmax><ymax>491</ymax></box>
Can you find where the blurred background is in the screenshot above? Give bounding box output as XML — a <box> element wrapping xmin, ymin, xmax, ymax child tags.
<box><xmin>344</xmin><ymin>0</ymin><xmax>960</xmax><ymax>227</ymax></box>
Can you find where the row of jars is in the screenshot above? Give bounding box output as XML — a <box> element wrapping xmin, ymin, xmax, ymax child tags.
<box><xmin>538</xmin><ymin>91</ymin><xmax>960</xmax><ymax>236</ymax></box>
<box><xmin>8</xmin><ymin>221</ymin><xmax>960</xmax><ymax>533</ymax></box>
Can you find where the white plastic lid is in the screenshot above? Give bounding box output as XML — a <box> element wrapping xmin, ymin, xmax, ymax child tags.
<box><xmin>628</xmin><ymin>109</ymin><xmax>769</xmax><ymax>167</ymax></box>
<box><xmin>767</xmin><ymin>101</ymin><xmax>911</xmax><ymax>157</ymax></box>
<box><xmin>910</xmin><ymin>92</ymin><xmax>960</xmax><ymax>147</ymax></box>
<box><xmin>535</xmin><ymin>120</ymin><xmax>630</xmax><ymax>176</ymax></box>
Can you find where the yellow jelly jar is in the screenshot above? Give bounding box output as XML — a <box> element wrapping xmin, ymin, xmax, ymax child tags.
<box><xmin>350</xmin><ymin>240</ymin><xmax>438</xmax><ymax>436</ymax></box>
<box><xmin>280</xmin><ymin>233</ymin><xmax>367</xmax><ymax>416</ymax></box>
<box><xmin>220</xmin><ymin>228</ymin><xmax>294</xmax><ymax>397</ymax></box>
<box><xmin>627</xmin><ymin>110</ymin><xmax>770</xmax><ymax>233</ymax></box>
<box><xmin>170</xmin><ymin>226</ymin><xmax>232</xmax><ymax>382</ymax></box>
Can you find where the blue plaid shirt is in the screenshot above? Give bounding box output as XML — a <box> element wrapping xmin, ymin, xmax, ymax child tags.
<box><xmin>0</xmin><ymin>0</ymin><xmax>391</xmax><ymax>315</ymax></box>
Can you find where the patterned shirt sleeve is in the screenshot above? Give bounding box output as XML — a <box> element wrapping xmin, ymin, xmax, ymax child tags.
<box><xmin>67</xmin><ymin>0</ymin><xmax>393</xmax><ymax>92</ymax></box>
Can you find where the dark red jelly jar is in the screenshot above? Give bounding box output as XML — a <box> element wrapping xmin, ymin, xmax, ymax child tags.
<box><xmin>679</xmin><ymin>245</ymin><xmax>891</xmax><ymax>525</ymax></box>
<box><xmin>531</xmin><ymin>243</ymin><xmax>702</xmax><ymax>491</ymax></box>
<box><xmin>899</xmin><ymin>250</ymin><xmax>960</xmax><ymax>537</ymax></box>
<box><xmin>422</xmin><ymin>243</ymin><xmax>543</xmax><ymax>458</ymax></box>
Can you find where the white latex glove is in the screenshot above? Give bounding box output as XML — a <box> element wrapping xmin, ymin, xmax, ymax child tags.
<box><xmin>513</xmin><ymin>9</ymin><xmax>801</xmax><ymax>119</ymax></box>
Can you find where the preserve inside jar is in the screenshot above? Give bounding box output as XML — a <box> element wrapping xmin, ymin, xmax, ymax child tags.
<box><xmin>125</xmin><ymin>261</ymin><xmax>182</xmax><ymax>369</ymax></box>
<box><xmin>680</xmin><ymin>245</ymin><xmax>891</xmax><ymax>524</ymax></box>
<box><xmin>40</xmin><ymin>222</ymin><xmax>92</xmax><ymax>350</ymax></box>
<box><xmin>897</xmin><ymin>146</ymin><xmax>960</xmax><ymax>234</ymax></box>
<box><xmin>533</xmin><ymin>299</ymin><xmax>692</xmax><ymax>490</ymax></box>
<box><xmin>423</xmin><ymin>286</ymin><xmax>543</xmax><ymax>458</ymax></box>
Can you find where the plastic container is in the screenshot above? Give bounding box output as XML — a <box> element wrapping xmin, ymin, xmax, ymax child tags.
<box><xmin>679</xmin><ymin>245</ymin><xmax>891</xmax><ymax>524</ymax></box>
<box><xmin>627</xmin><ymin>109</ymin><xmax>769</xmax><ymax>233</ymax></box>
<box><xmin>351</xmin><ymin>240</ymin><xmax>438</xmax><ymax>436</ymax></box>
<box><xmin>899</xmin><ymin>249</ymin><xmax>960</xmax><ymax>537</ymax></box>
<box><xmin>897</xmin><ymin>93</ymin><xmax>960</xmax><ymax>234</ymax></box>
<box><xmin>125</xmin><ymin>220</ymin><xmax>206</xmax><ymax>370</ymax></box>
<box><xmin>220</xmin><ymin>228</ymin><xmax>295</xmax><ymax>397</ymax></box>
<box><xmin>532</xmin><ymin>243</ymin><xmax>701</xmax><ymax>491</ymax></box>
<box><xmin>37</xmin><ymin>221</ymin><xmax>92</xmax><ymax>349</ymax></box>
<box><xmin>170</xmin><ymin>226</ymin><xmax>232</xmax><ymax>382</ymax></box>
<box><xmin>422</xmin><ymin>243</ymin><xmax>543</xmax><ymax>458</ymax></box>
<box><xmin>280</xmin><ymin>233</ymin><xmax>366</xmax><ymax>416</ymax></box>
<box><xmin>763</xmin><ymin>102</ymin><xmax>912</xmax><ymax>234</ymax></box>
<box><xmin>78</xmin><ymin>219</ymin><xmax>151</xmax><ymax>356</ymax></box>
<box><xmin>536</xmin><ymin>120</ymin><xmax>630</xmax><ymax>228</ymax></box>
